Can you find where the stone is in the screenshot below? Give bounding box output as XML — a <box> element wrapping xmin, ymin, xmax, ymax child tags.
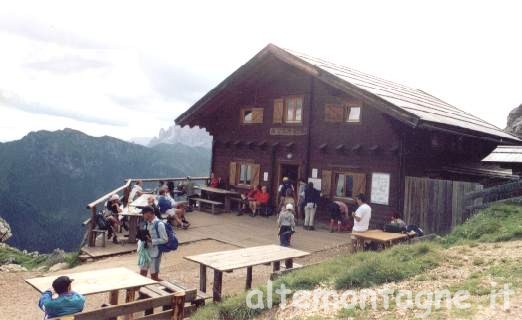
<box><xmin>35</xmin><ymin>265</ymin><xmax>48</xmax><ymax>272</ymax></box>
<box><xmin>0</xmin><ymin>218</ymin><xmax>12</xmax><ymax>242</ymax></box>
<box><xmin>48</xmin><ymin>262</ymin><xmax>69</xmax><ymax>272</ymax></box>
<box><xmin>506</xmin><ymin>104</ymin><xmax>522</xmax><ymax>137</ymax></box>
<box><xmin>0</xmin><ymin>263</ymin><xmax>27</xmax><ymax>272</ymax></box>
<box><xmin>46</xmin><ymin>248</ymin><xmax>66</xmax><ymax>265</ymax></box>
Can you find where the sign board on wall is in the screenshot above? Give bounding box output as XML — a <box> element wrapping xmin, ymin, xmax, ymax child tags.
<box><xmin>312</xmin><ymin>168</ymin><xmax>318</xmax><ymax>178</ymax></box>
<box><xmin>371</xmin><ymin>172</ymin><xmax>390</xmax><ymax>205</ymax></box>
<box><xmin>263</xmin><ymin>172</ymin><xmax>269</xmax><ymax>182</ymax></box>
<box><xmin>308</xmin><ymin>178</ymin><xmax>321</xmax><ymax>191</ymax></box>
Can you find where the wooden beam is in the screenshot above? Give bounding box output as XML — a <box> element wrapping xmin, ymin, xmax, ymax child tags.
<box><xmin>199</xmin><ymin>265</ymin><xmax>207</xmax><ymax>293</ymax></box>
<box><xmin>245</xmin><ymin>266</ymin><xmax>253</xmax><ymax>290</ymax></box>
<box><xmin>172</xmin><ymin>292</ymin><xmax>185</xmax><ymax>320</ymax></box>
<box><xmin>212</xmin><ymin>270</ymin><xmax>223</xmax><ymax>302</ymax></box>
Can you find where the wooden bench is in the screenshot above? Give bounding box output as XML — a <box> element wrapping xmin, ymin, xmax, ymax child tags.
<box><xmin>48</xmin><ymin>292</ymin><xmax>186</xmax><ymax>320</ymax></box>
<box><xmin>139</xmin><ymin>280</ymin><xmax>210</xmax><ymax>313</ymax></box>
<box><xmin>229</xmin><ymin>197</ymin><xmax>243</xmax><ymax>212</ymax></box>
<box><xmin>91</xmin><ymin>229</ymin><xmax>108</xmax><ymax>247</ymax></box>
<box><xmin>191</xmin><ymin>198</ymin><xmax>223</xmax><ymax>214</ymax></box>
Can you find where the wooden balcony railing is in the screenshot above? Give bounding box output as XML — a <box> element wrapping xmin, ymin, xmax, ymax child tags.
<box><xmin>85</xmin><ymin>176</ymin><xmax>209</xmax><ymax>247</ymax></box>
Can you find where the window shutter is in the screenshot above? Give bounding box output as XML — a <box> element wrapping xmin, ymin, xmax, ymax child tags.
<box><xmin>321</xmin><ymin>170</ymin><xmax>332</xmax><ymax>196</ymax></box>
<box><xmin>324</xmin><ymin>104</ymin><xmax>343</xmax><ymax>122</ymax></box>
<box><xmin>353</xmin><ymin>173</ymin><xmax>367</xmax><ymax>196</ymax></box>
<box><xmin>251</xmin><ymin>108</ymin><xmax>264</xmax><ymax>123</ymax></box>
<box><xmin>251</xmin><ymin>164</ymin><xmax>260</xmax><ymax>187</ymax></box>
<box><xmin>273</xmin><ymin>98</ymin><xmax>284</xmax><ymax>123</ymax></box>
<box><xmin>229</xmin><ymin>162</ymin><xmax>237</xmax><ymax>186</ymax></box>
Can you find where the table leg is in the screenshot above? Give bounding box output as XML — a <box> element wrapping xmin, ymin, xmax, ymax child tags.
<box><xmin>246</xmin><ymin>266</ymin><xmax>253</xmax><ymax>290</ymax></box>
<box><xmin>213</xmin><ymin>269</ymin><xmax>223</xmax><ymax>302</ymax></box>
<box><xmin>124</xmin><ymin>287</ymin><xmax>138</xmax><ymax>320</ymax></box>
<box><xmin>285</xmin><ymin>258</ymin><xmax>293</xmax><ymax>269</ymax></box>
<box><xmin>128</xmin><ymin>216</ymin><xmax>138</xmax><ymax>243</ymax></box>
<box><xmin>273</xmin><ymin>261</ymin><xmax>281</xmax><ymax>272</ymax></box>
<box><xmin>109</xmin><ymin>289</ymin><xmax>119</xmax><ymax>305</ymax></box>
<box><xmin>200</xmin><ymin>264</ymin><xmax>207</xmax><ymax>293</ymax></box>
<box><xmin>224</xmin><ymin>196</ymin><xmax>231</xmax><ymax>211</ymax></box>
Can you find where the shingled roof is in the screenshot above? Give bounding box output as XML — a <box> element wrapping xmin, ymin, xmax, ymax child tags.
<box><xmin>176</xmin><ymin>44</ymin><xmax>519</xmax><ymax>143</ymax></box>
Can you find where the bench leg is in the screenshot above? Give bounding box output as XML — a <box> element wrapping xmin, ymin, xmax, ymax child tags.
<box><xmin>213</xmin><ymin>269</ymin><xmax>223</xmax><ymax>302</ymax></box>
<box><xmin>124</xmin><ymin>287</ymin><xmax>138</xmax><ymax>320</ymax></box>
<box><xmin>211</xmin><ymin>204</ymin><xmax>215</xmax><ymax>215</ymax></box>
<box><xmin>273</xmin><ymin>261</ymin><xmax>280</xmax><ymax>272</ymax></box>
<box><xmin>109</xmin><ymin>289</ymin><xmax>119</xmax><ymax>305</ymax></box>
<box><xmin>200</xmin><ymin>265</ymin><xmax>207</xmax><ymax>293</ymax></box>
<box><xmin>246</xmin><ymin>266</ymin><xmax>253</xmax><ymax>290</ymax></box>
<box><xmin>285</xmin><ymin>258</ymin><xmax>293</xmax><ymax>269</ymax></box>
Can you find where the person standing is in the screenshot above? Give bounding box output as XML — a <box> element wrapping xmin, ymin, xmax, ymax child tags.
<box><xmin>38</xmin><ymin>276</ymin><xmax>85</xmax><ymax>319</ymax></box>
<box><xmin>303</xmin><ymin>182</ymin><xmax>320</xmax><ymax>230</ymax></box>
<box><xmin>277</xmin><ymin>203</ymin><xmax>296</xmax><ymax>247</ymax></box>
<box><xmin>139</xmin><ymin>206</ymin><xmax>169</xmax><ymax>281</ymax></box>
<box><xmin>296</xmin><ymin>179</ymin><xmax>307</xmax><ymax>225</ymax></box>
<box><xmin>351</xmin><ymin>194</ymin><xmax>372</xmax><ymax>251</ymax></box>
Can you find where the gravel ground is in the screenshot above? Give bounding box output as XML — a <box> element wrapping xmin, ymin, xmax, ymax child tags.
<box><xmin>0</xmin><ymin>239</ymin><xmax>350</xmax><ymax>320</ymax></box>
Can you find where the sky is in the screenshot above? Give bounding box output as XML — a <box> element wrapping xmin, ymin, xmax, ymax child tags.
<box><xmin>0</xmin><ymin>0</ymin><xmax>521</xmax><ymax>142</ymax></box>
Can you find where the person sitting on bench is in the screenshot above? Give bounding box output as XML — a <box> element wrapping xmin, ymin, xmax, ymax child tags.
<box><xmin>351</xmin><ymin>193</ymin><xmax>372</xmax><ymax>250</ymax></box>
<box><xmin>252</xmin><ymin>185</ymin><xmax>270</xmax><ymax>215</ymax></box>
<box><xmin>238</xmin><ymin>185</ymin><xmax>260</xmax><ymax>216</ymax></box>
<box><xmin>158</xmin><ymin>188</ymin><xmax>189</xmax><ymax>229</ymax></box>
<box><xmin>39</xmin><ymin>276</ymin><xmax>85</xmax><ymax>319</ymax></box>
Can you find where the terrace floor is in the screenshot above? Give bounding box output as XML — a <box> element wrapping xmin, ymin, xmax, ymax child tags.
<box><xmin>81</xmin><ymin>210</ymin><xmax>352</xmax><ymax>259</ymax></box>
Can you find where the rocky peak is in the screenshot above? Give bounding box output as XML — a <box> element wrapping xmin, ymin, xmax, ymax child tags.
<box><xmin>506</xmin><ymin>104</ymin><xmax>522</xmax><ymax>138</ymax></box>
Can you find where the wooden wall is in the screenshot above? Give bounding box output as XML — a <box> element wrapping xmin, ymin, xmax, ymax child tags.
<box><xmin>403</xmin><ymin>176</ymin><xmax>482</xmax><ymax>234</ymax></box>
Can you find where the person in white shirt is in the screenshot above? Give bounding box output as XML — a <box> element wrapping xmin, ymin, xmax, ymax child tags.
<box><xmin>128</xmin><ymin>180</ymin><xmax>143</xmax><ymax>203</ymax></box>
<box><xmin>351</xmin><ymin>193</ymin><xmax>372</xmax><ymax>251</ymax></box>
<box><xmin>139</xmin><ymin>206</ymin><xmax>168</xmax><ymax>281</ymax></box>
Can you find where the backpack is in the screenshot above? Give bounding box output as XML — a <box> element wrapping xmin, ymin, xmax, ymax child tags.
<box><xmin>154</xmin><ymin>221</ymin><xmax>178</xmax><ymax>253</ymax></box>
<box><xmin>96</xmin><ymin>211</ymin><xmax>110</xmax><ymax>230</ymax></box>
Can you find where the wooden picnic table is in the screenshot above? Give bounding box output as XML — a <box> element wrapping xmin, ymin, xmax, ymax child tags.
<box><xmin>185</xmin><ymin>245</ymin><xmax>309</xmax><ymax>302</ymax></box>
<box><xmin>26</xmin><ymin>267</ymin><xmax>157</xmax><ymax>317</ymax></box>
<box><xmin>129</xmin><ymin>193</ymin><xmax>153</xmax><ymax>208</ymax></box>
<box><xmin>195</xmin><ymin>186</ymin><xmax>239</xmax><ymax>211</ymax></box>
<box><xmin>121</xmin><ymin>207</ymin><xmax>142</xmax><ymax>243</ymax></box>
<box><xmin>351</xmin><ymin>229</ymin><xmax>415</xmax><ymax>249</ymax></box>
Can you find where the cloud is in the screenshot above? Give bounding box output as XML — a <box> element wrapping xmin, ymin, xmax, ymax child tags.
<box><xmin>0</xmin><ymin>90</ymin><xmax>127</xmax><ymax>126</ymax></box>
<box><xmin>0</xmin><ymin>14</ymin><xmax>109</xmax><ymax>49</ymax></box>
<box><xmin>139</xmin><ymin>56</ymin><xmax>213</xmax><ymax>102</ymax></box>
<box><xmin>23</xmin><ymin>55</ymin><xmax>111</xmax><ymax>74</ymax></box>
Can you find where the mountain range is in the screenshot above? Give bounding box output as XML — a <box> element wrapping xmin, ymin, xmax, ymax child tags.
<box><xmin>0</xmin><ymin>128</ymin><xmax>210</xmax><ymax>253</ymax></box>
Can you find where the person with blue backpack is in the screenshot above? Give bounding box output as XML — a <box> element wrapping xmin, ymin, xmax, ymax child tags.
<box><xmin>138</xmin><ymin>206</ymin><xmax>178</xmax><ymax>281</ymax></box>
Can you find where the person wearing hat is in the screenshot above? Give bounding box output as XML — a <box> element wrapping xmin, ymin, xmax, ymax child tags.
<box><xmin>277</xmin><ymin>203</ymin><xmax>296</xmax><ymax>247</ymax></box>
<box><xmin>139</xmin><ymin>205</ymin><xmax>169</xmax><ymax>281</ymax></box>
<box><xmin>38</xmin><ymin>276</ymin><xmax>85</xmax><ymax>318</ymax></box>
<box><xmin>183</xmin><ymin>176</ymin><xmax>197</xmax><ymax>211</ymax></box>
<box><xmin>104</xmin><ymin>194</ymin><xmax>124</xmax><ymax>243</ymax></box>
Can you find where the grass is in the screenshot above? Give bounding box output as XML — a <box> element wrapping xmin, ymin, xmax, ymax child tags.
<box><xmin>442</xmin><ymin>204</ymin><xmax>522</xmax><ymax>245</ymax></box>
<box><xmin>0</xmin><ymin>245</ymin><xmax>79</xmax><ymax>270</ymax></box>
<box><xmin>191</xmin><ymin>204</ymin><xmax>522</xmax><ymax>320</ymax></box>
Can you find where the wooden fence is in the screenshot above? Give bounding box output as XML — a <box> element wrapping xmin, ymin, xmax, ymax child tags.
<box><xmin>403</xmin><ymin>176</ymin><xmax>482</xmax><ymax>234</ymax></box>
<box><xmin>464</xmin><ymin>179</ymin><xmax>522</xmax><ymax>213</ymax></box>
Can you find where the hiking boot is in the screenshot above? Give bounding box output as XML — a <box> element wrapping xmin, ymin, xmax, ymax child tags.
<box><xmin>113</xmin><ymin>236</ymin><xmax>119</xmax><ymax>244</ymax></box>
<box><xmin>182</xmin><ymin>223</ymin><xmax>189</xmax><ymax>230</ymax></box>
<box><xmin>309</xmin><ymin>226</ymin><xmax>315</xmax><ymax>231</ymax></box>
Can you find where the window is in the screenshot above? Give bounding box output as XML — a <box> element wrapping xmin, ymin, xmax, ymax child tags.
<box><xmin>274</xmin><ymin>96</ymin><xmax>303</xmax><ymax>124</ymax></box>
<box><xmin>229</xmin><ymin>161</ymin><xmax>261</xmax><ymax>186</ymax></box>
<box><xmin>240</xmin><ymin>108</ymin><xmax>263</xmax><ymax>124</ymax></box>
<box><xmin>285</xmin><ymin>96</ymin><xmax>303</xmax><ymax>123</ymax></box>
<box><xmin>239</xmin><ymin>163</ymin><xmax>253</xmax><ymax>185</ymax></box>
<box><xmin>324</xmin><ymin>103</ymin><xmax>362</xmax><ymax>123</ymax></box>
<box><xmin>345</xmin><ymin>106</ymin><xmax>361</xmax><ymax>122</ymax></box>
<box><xmin>334</xmin><ymin>172</ymin><xmax>366</xmax><ymax>199</ymax></box>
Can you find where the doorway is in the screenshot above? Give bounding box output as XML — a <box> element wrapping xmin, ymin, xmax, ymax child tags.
<box><xmin>278</xmin><ymin>163</ymin><xmax>300</xmax><ymax>194</ymax></box>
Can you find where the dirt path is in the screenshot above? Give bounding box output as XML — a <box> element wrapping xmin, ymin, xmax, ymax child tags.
<box><xmin>0</xmin><ymin>239</ymin><xmax>350</xmax><ymax>320</ymax></box>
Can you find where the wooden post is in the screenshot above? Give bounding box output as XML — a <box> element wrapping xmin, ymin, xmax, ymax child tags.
<box><xmin>273</xmin><ymin>261</ymin><xmax>280</xmax><ymax>272</ymax></box>
<box><xmin>284</xmin><ymin>258</ymin><xmax>293</xmax><ymax>269</ymax></box>
<box><xmin>109</xmin><ymin>289</ymin><xmax>119</xmax><ymax>305</ymax></box>
<box><xmin>172</xmin><ymin>292</ymin><xmax>186</xmax><ymax>320</ymax></box>
<box><xmin>88</xmin><ymin>206</ymin><xmax>97</xmax><ymax>247</ymax></box>
<box><xmin>124</xmin><ymin>287</ymin><xmax>138</xmax><ymax>320</ymax></box>
<box><xmin>213</xmin><ymin>269</ymin><xmax>223</xmax><ymax>302</ymax></box>
<box><xmin>246</xmin><ymin>266</ymin><xmax>253</xmax><ymax>290</ymax></box>
<box><xmin>224</xmin><ymin>195</ymin><xmax>231</xmax><ymax>211</ymax></box>
<box><xmin>199</xmin><ymin>265</ymin><xmax>207</xmax><ymax>293</ymax></box>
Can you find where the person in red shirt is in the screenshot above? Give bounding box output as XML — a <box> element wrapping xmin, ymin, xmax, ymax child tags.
<box><xmin>252</xmin><ymin>185</ymin><xmax>270</xmax><ymax>214</ymax></box>
<box><xmin>209</xmin><ymin>172</ymin><xmax>220</xmax><ymax>188</ymax></box>
<box><xmin>238</xmin><ymin>185</ymin><xmax>261</xmax><ymax>216</ymax></box>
